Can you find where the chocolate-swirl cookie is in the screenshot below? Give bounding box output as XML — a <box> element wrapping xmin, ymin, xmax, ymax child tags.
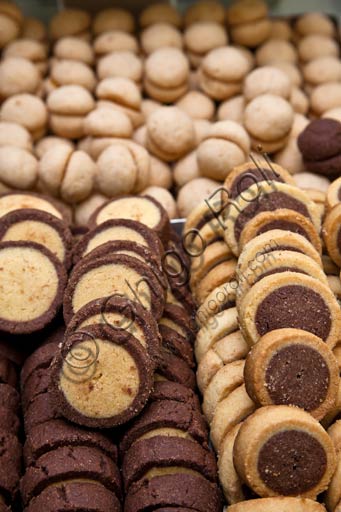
<box><xmin>233</xmin><ymin>405</ymin><xmax>336</xmax><ymax>498</ymax></box>
<box><xmin>238</xmin><ymin>272</ymin><xmax>341</xmax><ymax>348</ymax></box>
<box><xmin>323</xmin><ymin>203</ymin><xmax>341</xmax><ymax>267</ymax></box>
<box><xmin>244</xmin><ymin>328</ymin><xmax>339</xmax><ymax>420</ymax></box>
<box><xmin>228</xmin><ymin>498</ymin><xmax>327</xmax><ymax>511</ymax></box>
<box><xmin>159</xmin><ymin>304</ymin><xmax>196</xmax><ymax>341</ymax></box>
<box><xmin>63</xmin><ymin>253</ymin><xmax>165</xmax><ymax>323</ymax></box>
<box><xmin>0</xmin><ymin>241</ymin><xmax>67</xmax><ymax>334</ymax></box>
<box><xmin>49</xmin><ymin>325</ymin><xmax>154</xmax><ymax>428</ymax></box>
<box><xmin>89</xmin><ymin>195</ymin><xmax>170</xmax><ymax>244</ymax></box>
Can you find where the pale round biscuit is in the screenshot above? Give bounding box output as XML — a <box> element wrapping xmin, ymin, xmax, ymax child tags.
<box><xmin>0</xmin><ymin>57</ymin><xmax>40</xmax><ymax>99</ymax></box>
<box><xmin>184</xmin><ymin>22</ymin><xmax>228</xmax><ymax>56</ymax></box>
<box><xmin>3</xmin><ymin>39</ymin><xmax>47</xmax><ymax>70</ymax></box>
<box><xmin>201</xmin><ymin>46</ymin><xmax>251</xmax><ymax>83</ymax></box>
<box><xmin>139</xmin><ymin>3</ymin><xmax>182</xmax><ymax>29</ymax></box>
<box><xmin>0</xmin><ymin>1</ymin><xmax>23</xmax><ymax>48</ymax></box>
<box><xmin>54</xmin><ymin>37</ymin><xmax>94</xmax><ymax>64</ymax></box>
<box><xmin>92</xmin><ymin>8</ymin><xmax>135</xmax><ymax>35</ymax></box>
<box><xmin>0</xmin><ymin>121</ymin><xmax>32</xmax><ymax>151</ymax></box>
<box><xmin>298</xmin><ymin>35</ymin><xmax>339</xmax><ymax>62</ymax></box>
<box><xmin>97</xmin><ymin>51</ymin><xmax>143</xmax><ymax>83</ymax></box>
<box><xmin>173</xmin><ymin>150</ymin><xmax>200</xmax><ymax>188</ymax></box>
<box><xmin>290</xmin><ymin>112</ymin><xmax>310</xmax><ymax>138</ymax></box>
<box><xmin>94</xmin><ymin>31</ymin><xmax>138</xmax><ymax>57</ymax></box>
<box><xmin>274</xmin><ymin>138</ymin><xmax>305</xmax><ymax>175</ymax></box>
<box><xmin>294</xmin><ymin>172</ymin><xmax>330</xmax><ymax>193</ymax></box>
<box><xmin>0</xmin><ymin>146</ymin><xmax>37</xmax><ymax>190</ymax></box>
<box><xmin>323</xmin><ymin>107</ymin><xmax>341</xmax><ymax>123</ymax></box>
<box><xmin>230</xmin><ymin>18</ymin><xmax>271</xmax><ymax>48</ymax></box>
<box><xmin>96</xmin><ymin>144</ymin><xmax>137</xmax><ymax>197</ymax></box>
<box><xmin>0</xmin><ymin>93</ymin><xmax>47</xmax><ymax>140</ymax></box>
<box><xmin>194</xmin><ymin>119</ymin><xmax>211</xmax><ymax>144</ymax></box>
<box><xmin>226</xmin><ymin>0</ymin><xmax>268</xmax><ymax>25</ymax></box>
<box><xmin>311</xmin><ymin>83</ymin><xmax>341</xmax><ymax>116</ymax></box>
<box><xmin>96</xmin><ymin>77</ymin><xmax>143</xmax><ymax>128</ymax></box>
<box><xmin>303</xmin><ymin>56</ymin><xmax>341</xmax><ymax>86</ymax></box>
<box><xmin>269</xmin><ymin>19</ymin><xmax>293</xmax><ymax>40</ymax></box>
<box><xmin>148</xmin><ymin>157</ymin><xmax>172</xmax><ymax>189</ymax></box>
<box><xmin>49</xmin><ymin>9</ymin><xmax>91</xmax><ymax>40</ymax></box>
<box><xmin>145</xmin><ymin>47</ymin><xmax>189</xmax><ymax>90</ymax></box>
<box><xmin>83</xmin><ymin>108</ymin><xmax>133</xmax><ymax>139</ymax></box>
<box><xmin>50</xmin><ymin>59</ymin><xmax>96</xmax><ymax>92</ymax></box>
<box><xmin>35</xmin><ymin>136</ymin><xmax>74</xmax><ymax>159</ymax></box>
<box><xmin>177</xmin><ymin>177</ymin><xmax>220</xmax><ymax>217</ymax></box>
<box><xmin>256</xmin><ymin>39</ymin><xmax>297</xmax><ymax>66</ymax></box>
<box><xmin>217</xmin><ymin>95</ymin><xmax>245</xmax><ymax>123</ymax></box>
<box><xmin>47</xmin><ymin>85</ymin><xmax>95</xmax><ymax>115</ymax></box>
<box><xmin>290</xmin><ymin>87</ymin><xmax>309</xmax><ymax>115</ymax></box>
<box><xmin>176</xmin><ymin>91</ymin><xmax>215</xmax><ymax>120</ymax></box>
<box><xmin>141</xmin><ymin>23</ymin><xmax>183</xmax><ymax>55</ymax></box>
<box><xmin>269</xmin><ymin>61</ymin><xmax>302</xmax><ymax>87</ymax></box>
<box><xmin>133</xmin><ymin>125</ymin><xmax>147</xmax><ymax>147</ymax></box>
<box><xmin>142</xmin><ymin>186</ymin><xmax>178</xmax><ymax>219</ymax></box>
<box><xmin>22</xmin><ymin>16</ymin><xmax>47</xmax><ymax>42</ymax></box>
<box><xmin>203</xmin><ymin>120</ymin><xmax>250</xmax><ymax>154</ymax></box>
<box><xmin>185</xmin><ymin>0</ymin><xmax>225</xmax><ymax>26</ymax></box>
<box><xmin>198</xmin><ymin>68</ymin><xmax>242</xmax><ymax>100</ymax></box>
<box><xmin>243</xmin><ymin>66</ymin><xmax>292</xmax><ymax>102</ymax></box>
<box><xmin>244</xmin><ymin>94</ymin><xmax>294</xmax><ymax>142</ymax></box>
<box><xmin>295</xmin><ymin>12</ymin><xmax>335</xmax><ymax>37</ymax></box>
<box><xmin>198</xmin><ymin>139</ymin><xmax>246</xmax><ymax>181</ymax></box>
<box><xmin>74</xmin><ymin>193</ymin><xmax>107</xmax><ymax>226</ymax></box>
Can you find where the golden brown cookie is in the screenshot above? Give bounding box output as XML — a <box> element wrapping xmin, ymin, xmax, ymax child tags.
<box><xmin>93</xmin><ymin>7</ymin><xmax>134</xmax><ymax>35</ymax></box>
<box><xmin>49</xmin><ymin>9</ymin><xmax>91</xmax><ymax>40</ymax></box>
<box><xmin>228</xmin><ymin>498</ymin><xmax>327</xmax><ymax>511</ymax></box>
<box><xmin>96</xmin><ymin>77</ymin><xmax>143</xmax><ymax>128</ymax></box>
<box><xmin>323</xmin><ymin>204</ymin><xmax>341</xmax><ymax>267</ymax></box>
<box><xmin>195</xmin><ymin>307</ymin><xmax>238</xmax><ymax>363</ymax></box>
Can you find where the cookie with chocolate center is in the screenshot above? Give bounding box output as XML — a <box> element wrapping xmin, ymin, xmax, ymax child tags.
<box><xmin>0</xmin><ymin>241</ymin><xmax>67</xmax><ymax>334</ymax></box>
<box><xmin>24</xmin><ymin>390</ymin><xmax>60</xmax><ymax>433</ymax></box>
<box><xmin>233</xmin><ymin>405</ymin><xmax>336</xmax><ymax>498</ymax></box>
<box><xmin>149</xmin><ymin>381</ymin><xmax>201</xmax><ymax>412</ymax></box>
<box><xmin>159</xmin><ymin>303</ymin><xmax>196</xmax><ymax>341</ymax></box>
<box><xmin>244</xmin><ymin>328</ymin><xmax>339</xmax><ymax>420</ymax></box>
<box><xmin>49</xmin><ymin>325</ymin><xmax>154</xmax><ymax>428</ymax></box>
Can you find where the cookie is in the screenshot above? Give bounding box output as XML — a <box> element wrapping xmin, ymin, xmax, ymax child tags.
<box><xmin>156</xmin><ymin>347</ymin><xmax>196</xmax><ymax>389</ymax></box>
<box><xmin>228</xmin><ymin>498</ymin><xmax>327</xmax><ymax>511</ymax></box>
<box><xmin>238</xmin><ymin>271</ymin><xmax>341</xmax><ymax>348</ymax></box>
<box><xmin>22</xmin><ymin>366</ymin><xmax>52</xmax><ymax>411</ymax></box>
<box><xmin>295</xmin><ymin>12</ymin><xmax>335</xmax><ymax>37</ymax></box>
<box><xmin>23</xmin><ymin>482</ymin><xmax>121</xmax><ymax>512</ymax></box>
<box><xmin>243</xmin><ymin>66</ymin><xmax>291</xmax><ymax>102</ymax></box>
<box><xmin>92</xmin><ymin>7</ymin><xmax>134</xmax><ymax>35</ymax></box>
<box><xmin>210</xmin><ymin>384</ymin><xmax>256</xmax><ymax>452</ymax></box>
<box><xmin>196</xmin><ymin>281</ymin><xmax>236</xmax><ymax>328</ymax></box>
<box><xmin>217</xmin><ymin>95</ymin><xmax>245</xmax><ymax>123</ymax></box>
<box><xmin>323</xmin><ymin>254</ymin><xmax>340</xmax><ymax>276</ymax></box>
<box><xmin>0</xmin><ymin>241</ymin><xmax>66</xmax><ymax>334</ymax></box>
<box><xmin>54</xmin><ymin>36</ymin><xmax>94</xmax><ymax>64</ymax></box>
<box><xmin>89</xmin><ymin>195</ymin><xmax>170</xmax><ymax>244</ymax></box>
<box><xmin>0</xmin><ymin>1</ymin><xmax>23</xmax><ymax>48</ymax></box>
<box><xmin>176</xmin><ymin>91</ymin><xmax>215</xmax><ymax>121</ymax></box>
<box><xmin>0</xmin><ymin>121</ymin><xmax>32</xmax><ymax>151</ymax></box>
<box><xmin>326</xmin><ymin>176</ymin><xmax>341</xmax><ymax>212</ymax></box>
<box><xmin>233</xmin><ymin>405</ymin><xmax>336</xmax><ymax>498</ymax></box>
<box><xmin>184</xmin><ymin>0</ymin><xmax>225</xmax><ymax>25</ymax></box>
<box><xmin>139</xmin><ymin>3</ymin><xmax>182</xmax><ymax>28</ymax></box>
<box><xmin>184</xmin><ymin>22</ymin><xmax>228</xmax><ymax>68</ymax></box>
<box><xmin>0</xmin><ymin>431</ymin><xmax>21</xmax><ymax>501</ymax></box>
<box><xmin>24</xmin><ymin>390</ymin><xmax>60</xmax><ymax>433</ymax></box>
<box><xmin>50</xmin><ymin>324</ymin><xmax>154</xmax><ymax>428</ymax></box>
<box><xmin>149</xmin><ymin>381</ymin><xmax>201</xmax><ymax>411</ymax></box>
<box><xmin>0</xmin><ymin>406</ymin><xmax>19</xmax><ymax>434</ymax></box>
<box><xmin>310</xmin><ymin>82</ymin><xmax>341</xmax><ymax>117</ymax></box>
<box><xmin>230</xmin><ymin>18</ymin><xmax>271</xmax><ymax>48</ymax></box>
<box><xmin>323</xmin><ymin>204</ymin><xmax>341</xmax><ymax>267</ymax></box>
<box><xmin>97</xmin><ymin>51</ymin><xmax>143</xmax><ymax>83</ymax></box>
<box><xmin>0</xmin><ymin>145</ymin><xmax>38</xmax><ymax>191</ymax></box>
<box><xmin>303</xmin><ymin>56</ymin><xmax>341</xmax><ymax>88</ymax></box>
<box><xmin>218</xmin><ymin>423</ymin><xmax>246</xmax><ymax>504</ymax></box>
<box><xmin>0</xmin><ymin>383</ymin><xmax>19</xmax><ymax>412</ymax></box>
<box><xmin>190</xmin><ymin>240</ymin><xmax>233</xmax><ymax>292</ymax></box>
<box><xmin>298</xmin><ymin>118</ymin><xmax>341</xmax><ymax>161</ymax></box>
<box><xmin>0</xmin><ymin>356</ymin><xmax>17</xmax><ymax>388</ymax></box>
<box><xmin>49</xmin><ymin>59</ymin><xmax>96</xmax><ymax>92</ymax></box>
<box><xmin>298</xmin><ymin>34</ymin><xmax>339</xmax><ymax>62</ymax></box>
<box><xmin>141</xmin><ymin>23</ymin><xmax>182</xmax><ymax>55</ymax></box>
<box><xmin>0</xmin><ymin>57</ymin><xmax>40</xmax><ymax>99</ymax></box>
<box><xmin>244</xmin><ymin>328</ymin><xmax>339</xmax><ymax>419</ymax></box>
<box><xmin>159</xmin><ymin>304</ymin><xmax>196</xmax><ymax>341</ymax></box>
<box><xmin>159</xmin><ymin>325</ymin><xmax>194</xmax><ymax>367</ymax></box>
<box><xmin>94</xmin><ymin>30</ymin><xmax>138</xmax><ymax>57</ymax></box>
<box><xmin>256</xmin><ymin>39</ymin><xmax>297</xmax><ymax>66</ymax></box>
<box><xmin>49</xmin><ymin>9</ymin><xmax>91</xmax><ymax>40</ymax></box>
<box><xmin>20</xmin><ymin>445</ymin><xmax>122</xmax><ymax>506</ymax></box>
<box><xmin>123</xmin><ymin>436</ymin><xmax>217</xmax><ymax>491</ymax></box>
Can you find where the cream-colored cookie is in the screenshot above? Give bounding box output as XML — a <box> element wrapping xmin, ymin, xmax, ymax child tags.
<box><xmin>3</xmin><ymin>38</ymin><xmax>47</xmax><ymax>75</ymax></box>
<box><xmin>21</xmin><ymin>16</ymin><xmax>46</xmax><ymax>42</ymax></box>
<box><xmin>226</xmin><ymin>0</ymin><xmax>268</xmax><ymax>24</ymax></box>
<box><xmin>173</xmin><ymin>150</ymin><xmax>200</xmax><ymax>188</ymax></box>
<box><xmin>177</xmin><ymin>177</ymin><xmax>220</xmax><ymax>218</ymax></box>
<box><xmin>0</xmin><ymin>1</ymin><xmax>23</xmax><ymax>49</ymax></box>
<box><xmin>274</xmin><ymin>138</ymin><xmax>305</xmax><ymax>174</ymax></box>
<box><xmin>0</xmin><ymin>57</ymin><xmax>41</xmax><ymax>99</ymax></box>
<box><xmin>49</xmin><ymin>9</ymin><xmax>91</xmax><ymax>40</ymax></box>
<box><xmin>243</xmin><ymin>66</ymin><xmax>292</xmax><ymax>102</ymax></box>
<box><xmin>54</xmin><ymin>37</ymin><xmax>94</xmax><ymax>65</ymax></box>
<box><xmin>295</xmin><ymin>12</ymin><xmax>335</xmax><ymax>37</ymax></box>
<box><xmin>323</xmin><ymin>107</ymin><xmax>341</xmax><ymax>123</ymax></box>
<box><xmin>146</xmin><ymin>106</ymin><xmax>195</xmax><ymax>162</ymax></box>
<box><xmin>141</xmin><ymin>22</ymin><xmax>183</xmax><ymax>55</ymax></box>
<box><xmin>141</xmin><ymin>99</ymin><xmax>162</xmax><ymax>120</ymax></box>
<box><xmin>84</xmin><ymin>107</ymin><xmax>133</xmax><ymax>140</ymax></box>
<box><xmin>270</xmin><ymin>61</ymin><xmax>302</xmax><ymax>87</ymax></box>
<box><xmin>256</xmin><ymin>39</ymin><xmax>297</xmax><ymax>66</ymax></box>
<box><xmin>0</xmin><ymin>93</ymin><xmax>47</xmax><ymax>141</ymax></box>
<box><xmin>269</xmin><ymin>18</ymin><xmax>293</xmax><ymax>40</ymax></box>
<box><xmin>290</xmin><ymin>87</ymin><xmax>309</xmax><ymax>115</ymax></box>
<box><xmin>311</xmin><ymin>82</ymin><xmax>341</xmax><ymax>116</ymax></box>
<box><xmin>185</xmin><ymin>0</ymin><xmax>225</xmax><ymax>25</ymax></box>
<box><xmin>35</xmin><ymin>136</ymin><xmax>74</xmax><ymax>159</ymax></box>
<box><xmin>0</xmin><ymin>146</ymin><xmax>38</xmax><ymax>191</ymax></box>
<box><xmin>142</xmin><ymin>186</ymin><xmax>178</xmax><ymax>219</ymax></box>
<box><xmin>96</xmin><ymin>77</ymin><xmax>143</xmax><ymax>128</ymax></box>
<box><xmin>303</xmin><ymin>56</ymin><xmax>341</xmax><ymax>87</ymax></box>
<box><xmin>74</xmin><ymin>193</ymin><xmax>107</xmax><ymax>227</ymax></box>
<box><xmin>176</xmin><ymin>90</ymin><xmax>215</xmax><ymax>120</ymax></box>
<box><xmin>230</xmin><ymin>18</ymin><xmax>271</xmax><ymax>48</ymax></box>
<box><xmin>184</xmin><ymin>22</ymin><xmax>228</xmax><ymax>67</ymax></box>
<box><xmin>294</xmin><ymin>172</ymin><xmax>330</xmax><ymax>193</ymax></box>
<box><xmin>97</xmin><ymin>51</ymin><xmax>143</xmax><ymax>83</ymax></box>
<box><xmin>194</xmin><ymin>119</ymin><xmax>211</xmax><ymax>144</ymax></box>
<box><xmin>217</xmin><ymin>95</ymin><xmax>245</xmax><ymax>123</ymax></box>
<box><xmin>218</xmin><ymin>423</ymin><xmax>246</xmax><ymax>504</ymax></box>
<box><xmin>0</xmin><ymin>121</ymin><xmax>32</xmax><ymax>152</ymax></box>
<box><xmin>39</xmin><ymin>146</ymin><xmax>96</xmax><ymax>203</ymax></box>
<box><xmin>50</xmin><ymin>59</ymin><xmax>96</xmax><ymax>92</ymax></box>
<box><xmin>148</xmin><ymin>157</ymin><xmax>172</xmax><ymax>190</ymax></box>
<box><xmin>94</xmin><ymin>30</ymin><xmax>138</xmax><ymax>57</ymax></box>
<box><xmin>298</xmin><ymin>35</ymin><xmax>339</xmax><ymax>62</ymax></box>
<box><xmin>96</xmin><ymin>143</ymin><xmax>139</xmax><ymax>197</ymax></box>
<box><xmin>139</xmin><ymin>3</ymin><xmax>182</xmax><ymax>29</ymax></box>
<box><xmin>92</xmin><ymin>8</ymin><xmax>134</xmax><ymax>35</ymax></box>
<box><xmin>133</xmin><ymin>125</ymin><xmax>147</xmax><ymax>147</ymax></box>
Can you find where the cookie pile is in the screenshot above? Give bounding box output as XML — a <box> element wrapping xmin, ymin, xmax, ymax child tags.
<box><xmin>0</xmin><ymin>0</ymin><xmax>340</xmax><ymax>220</ymax></box>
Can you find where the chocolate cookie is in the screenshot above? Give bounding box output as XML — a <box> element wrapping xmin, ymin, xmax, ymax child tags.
<box><xmin>238</xmin><ymin>271</ymin><xmax>341</xmax><ymax>348</ymax></box>
<box><xmin>120</xmin><ymin>399</ymin><xmax>208</xmax><ymax>454</ymax></box>
<box><xmin>244</xmin><ymin>328</ymin><xmax>339</xmax><ymax>420</ymax></box>
<box><xmin>223</xmin><ymin>182</ymin><xmax>321</xmax><ymax>256</ymax></box>
<box><xmin>0</xmin><ymin>241</ymin><xmax>67</xmax><ymax>334</ymax></box>
<box><xmin>233</xmin><ymin>405</ymin><xmax>336</xmax><ymax>498</ymax></box>
<box><xmin>123</xmin><ymin>436</ymin><xmax>217</xmax><ymax>491</ymax></box>
<box><xmin>23</xmin><ymin>482</ymin><xmax>121</xmax><ymax>512</ymax></box>
<box><xmin>0</xmin><ymin>431</ymin><xmax>22</xmax><ymax>501</ymax></box>
<box><xmin>156</xmin><ymin>348</ymin><xmax>196</xmax><ymax>390</ymax></box>
<box><xmin>20</xmin><ymin>445</ymin><xmax>122</xmax><ymax>506</ymax></box>
<box><xmin>323</xmin><ymin>204</ymin><xmax>341</xmax><ymax>267</ymax></box>
<box><xmin>21</xmin><ymin>332</ymin><xmax>62</xmax><ymax>388</ymax></box>
<box><xmin>228</xmin><ymin>498</ymin><xmax>327</xmax><ymax>511</ymax></box>
<box><xmin>159</xmin><ymin>304</ymin><xmax>196</xmax><ymax>341</ymax></box>
<box><xmin>0</xmin><ymin>209</ymin><xmax>72</xmax><ymax>269</ymax></box>
<box><xmin>304</xmin><ymin>153</ymin><xmax>341</xmax><ymax>180</ymax></box>
<box><xmin>89</xmin><ymin>195</ymin><xmax>170</xmax><ymax>244</ymax></box>
<box><xmin>24</xmin><ymin>390</ymin><xmax>60</xmax><ymax>433</ymax></box>
<box><xmin>0</xmin><ymin>384</ymin><xmax>20</xmax><ymax>412</ymax></box>
<box><xmin>0</xmin><ymin>406</ymin><xmax>19</xmax><ymax>434</ymax></box>
<box><xmin>149</xmin><ymin>381</ymin><xmax>201</xmax><ymax>412</ymax></box>
<box><xmin>0</xmin><ymin>357</ymin><xmax>17</xmax><ymax>388</ymax></box>
<box><xmin>159</xmin><ymin>324</ymin><xmax>194</xmax><ymax>367</ymax></box>
<box><xmin>73</xmin><ymin>218</ymin><xmax>163</xmax><ymax>265</ymax></box>
<box><xmin>65</xmin><ymin>296</ymin><xmax>161</xmax><ymax>368</ymax></box>
<box><xmin>63</xmin><ymin>253</ymin><xmax>165</xmax><ymax>323</ymax></box>
<box><xmin>49</xmin><ymin>324</ymin><xmax>154</xmax><ymax>428</ymax></box>
<box><xmin>195</xmin><ymin>307</ymin><xmax>238</xmax><ymax>363</ymax></box>
<box><xmin>298</xmin><ymin>118</ymin><xmax>341</xmax><ymax>161</ymax></box>
<box><xmin>22</xmin><ymin>367</ymin><xmax>51</xmax><ymax>411</ymax></box>
<box><xmin>124</xmin><ymin>474</ymin><xmax>222</xmax><ymax>512</ymax></box>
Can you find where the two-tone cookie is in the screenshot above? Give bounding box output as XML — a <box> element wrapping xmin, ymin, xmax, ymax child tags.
<box><xmin>0</xmin><ymin>192</ymin><xmax>69</xmax><ymax>223</ymax></box>
<box><xmin>194</xmin><ymin>259</ymin><xmax>237</xmax><ymax>305</ymax></box>
<box><xmin>244</xmin><ymin>328</ymin><xmax>339</xmax><ymax>420</ymax></box>
<box><xmin>190</xmin><ymin>240</ymin><xmax>234</xmax><ymax>292</ymax></box>
<box><xmin>50</xmin><ymin>324</ymin><xmax>154</xmax><ymax>428</ymax></box>
<box><xmin>0</xmin><ymin>241</ymin><xmax>67</xmax><ymax>334</ymax></box>
<box><xmin>233</xmin><ymin>405</ymin><xmax>336</xmax><ymax>498</ymax></box>
<box><xmin>159</xmin><ymin>324</ymin><xmax>194</xmax><ymax>368</ymax></box>
<box><xmin>159</xmin><ymin>304</ymin><xmax>196</xmax><ymax>342</ymax></box>
<box><xmin>156</xmin><ymin>348</ymin><xmax>196</xmax><ymax>390</ymax></box>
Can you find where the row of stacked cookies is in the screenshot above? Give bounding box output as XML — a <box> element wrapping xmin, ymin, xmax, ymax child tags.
<box><xmin>184</xmin><ymin>161</ymin><xmax>341</xmax><ymax>510</ymax></box>
<box><xmin>0</xmin><ymin>0</ymin><xmax>340</xmax><ymax>222</ymax></box>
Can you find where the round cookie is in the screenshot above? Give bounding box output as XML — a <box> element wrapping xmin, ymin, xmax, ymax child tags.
<box><xmin>0</xmin><ymin>57</ymin><xmax>40</xmax><ymax>99</ymax></box>
<box><xmin>184</xmin><ymin>22</ymin><xmax>228</xmax><ymax>68</ymax></box>
<box><xmin>0</xmin><ymin>1</ymin><xmax>23</xmax><ymax>48</ymax></box>
<box><xmin>94</xmin><ymin>30</ymin><xmax>138</xmax><ymax>57</ymax></box>
<box><xmin>141</xmin><ymin>22</ymin><xmax>183</xmax><ymax>55</ymax></box>
<box><xmin>196</xmin><ymin>281</ymin><xmax>236</xmax><ymax>328</ymax></box>
<box><xmin>50</xmin><ymin>324</ymin><xmax>154</xmax><ymax>428</ymax></box>
<box><xmin>190</xmin><ymin>240</ymin><xmax>233</xmax><ymax>291</ymax></box>
<box><xmin>256</xmin><ymin>39</ymin><xmax>297</xmax><ymax>66</ymax></box>
<box><xmin>295</xmin><ymin>12</ymin><xmax>335</xmax><ymax>37</ymax></box>
<box><xmin>177</xmin><ymin>178</ymin><xmax>221</xmax><ymax>219</ymax></box>
<box><xmin>217</xmin><ymin>95</ymin><xmax>245</xmax><ymax>123</ymax></box>
<box><xmin>139</xmin><ymin>3</ymin><xmax>182</xmax><ymax>28</ymax></box>
<box><xmin>230</xmin><ymin>18</ymin><xmax>271</xmax><ymax>48</ymax></box>
<box><xmin>49</xmin><ymin>9</ymin><xmax>91</xmax><ymax>40</ymax></box>
<box><xmin>193</xmin><ymin>259</ymin><xmax>237</xmax><ymax>306</ymax></box>
<box><xmin>92</xmin><ymin>7</ymin><xmax>134</xmax><ymax>35</ymax></box>
<box><xmin>0</xmin><ymin>431</ymin><xmax>21</xmax><ymax>501</ymax></box>
<box><xmin>97</xmin><ymin>51</ymin><xmax>143</xmax><ymax>83</ymax></box>
<box><xmin>54</xmin><ymin>36</ymin><xmax>94</xmax><ymax>64</ymax></box>
<box><xmin>298</xmin><ymin>118</ymin><xmax>341</xmax><ymax>162</ymax></box>
<box><xmin>243</xmin><ymin>66</ymin><xmax>291</xmax><ymax>102</ymax></box>
<box><xmin>49</xmin><ymin>59</ymin><xmax>97</xmax><ymax>92</ymax></box>
<box><xmin>0</xmin><ymin>145</ymin><xmax>38</xmax><ymax>191</ymax></box>
<box><xmin>0</xmin><ymin>241</ymin><xmax>66</xmax><ymax>334</ymax></box>
<box><xmin>326</xmin><ymin>176</ymin><xmax>341</xmax><ymax>212</ymax></box>
<box><xmin>184</xmin><ymin>0</ymin><xmax>225</xmax><ymax>25</ymax></box>
<box><xmin>141</xmin><ymin>187</ymin><xmax>178</xmax><ymax>220</ymax></box>
<box><xmin>238</xmin><ymin>271</ymin><xmax>341</xmax><ymax>348</ymax></box>
<box><xmin>0</xmin><ymin>121</ymin><xmax>32</xmax><ymax>151</ymax></box>
<box><xmin>244</xmin><ymin>328</ymin><xmax>339</xmax><ymax>419</ymax></box>
<box><xmin>218</xmin><ymin>423</ymin><xmax>246</xmax><ymax>503</ymax></box>
<box><xmin>228</xmin><ymin>498</ymin><xmax>327</xmax><ymax>511</ymax></box>
<box><xmin>95</xmin><ymin>143</ymin><xmax>139</xmax><ymax>197</ymax></box>
<box><xmin>310</xmin><ymin>82</ymin><xmax>341</xmax><ymax>117</ymax></box>
<box><xmin>323</xmin><ymin>204</ymin><xmax>341</xmax><ymax>267</ymax></box>
<box><xmin>298</xmin><ymin>34</ymin><xmax>339</xmax><ymax>62</ymax></box>
<box><xmin>233</xmin><ymin>405</ymin><xmax>336</xmax><ymax>498</ymax></box>
<box><xmin>159</xmin><ymin>325</ymin><xmax>194</xmax><ymax>368</ymax></box>
<box><xmin>303</xmin><ymin>56</ymin><xmax>341</xmax><ymax>87</ymax></box>
<box><xmin>176</xmin><ymin>90</ymin><xmax>215</xmax><ymax>121</ymax></box>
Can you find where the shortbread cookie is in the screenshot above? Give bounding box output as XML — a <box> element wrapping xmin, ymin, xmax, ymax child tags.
<box><xmin>0</xmin><ymin>1</ymin><xmax>23</xmax><ymax>48</ymax></box>
<box><xmin>210</xmin><ymin>384</ymin><xmax>256</xmax><ymax>452</ymax></box>
<box><xmin>244</xmin><ymin>66</ymin><xmax>291</xmax><ymax>102</ymax></box>
<box><xmin>185</xmin><ymin>0</ymin><xmax>225</xmax><ymax>25</ymax></box>
<box><xmin>238</xmin><ymin>271</ymin><xmax>341</xmax><ymax>348</ymax></box>
<box><xmin>50</xmin><ymin>324</ymin><xmax>154</xmax><ymax>428</ymax></box>
<box><xmin>195</xmin><ymin>307</ymin><xmax>238</xmax><ymax>363</ymax></box>
<box><xmin>54</xmin><ymin>36</ymin><xmax>94</xmax><ymax>64</ymax></box>
<box><xmin>196</xmin><ymin>281</ymin><xmax>236</xmax><ymax>328</ymax></box>
<box><xmin>194</xmin><ymin>260</ymin><xmax>237</xmax><ymax>305</ymax></box>
<box><xmin>49</xmin><ymin>59</ymin><xmax>96</xmax><ymax>92</ymax></box>
<box><xmin>24</xmin><ymin>482</ymin><xmax>121</xmax><ymax>512</ymax></box>
<box><xmin>150</xmin><ymin>381</ymin><xmax>201</xmax><ymax>412</ymax></box>
<box><xmin>97</xmin><ymin>51</ymin><xmax>143</xmax><ymax>83</ymax></box>
<box><xmin>238</xmin><ymin>208</ymin><xmax>322</xmax><ymax>254</ymax></box>
<box><xmin>233</xmin><ymin>405</ymin><xmax>336</xmax><ymax>498</ymax></box>
<box><xmin>159</xmin><ymin>304</ymin><xmax>196</xmax><ymax>341</ymax></box>
<box><xmin>139</xmin><ymin>3</ymin><xmax>182</xmax><ymax>28</ymax></box>
<box><xmin>223</xmin><ymin>182</ymin><xmax>321</xmax><ymax>256</ymax></box>
<box><xmin>96</xmin><ymin>77</ymin><xmax>143</xmax><ymax>128</ymax></box>
<box><xmin>322</xmin><ymin>204</ymin><xmax>341</xmax><ymax>267</ymax></box>
<box><xmin>94</xmin><ymin>30</ymin><xmax>138</xmax><ymax>57</ymax></box>
<box><xmin>89</xmin><ymin>195</ymin><xmax>170</xmax><ymax>243</ymax></box>
<box><xmin>295</xmin><ymin>12</ymin><xmax>335</xmax><ymax>37</ymax></box>
<box><xmin>0</xmin><ymin>145</ymin><xmax>38</xmax><ymax>191</ymax></box>
<box><xmin>218</xmin><ymin>423</ymin><xmax>246</xmax><ymax>504</ymax></box>
<box><xmin>0</xmin><ymin>57</ymin><xmax>41</xmax><ymax>99</ymax></box>
<box><xmin>20</xmin><ymin>446</ymin><xmax>121</xmax><ymax>506</ymax></box>
<box><xmin>197</xmin><ymin>331</ymin><xmax>249</xmax><ymax>393</ymax></box>
<box><xmin>123</xmin><ymin>436</ymin><xmax>217</xmax><ymax>491</ymax></box>
<box><xmin>0</xmin><ymin>209</ymin><xmax>72</xmax><ymax>268</ymax></box>
<box><xmin>256</xmin><ymin>39</ymin><xmax>297</xmax><ymax>66</ymax></box>
<box><xmin>190</xmin><ymin>240</ymin><xmax>233</xmax><ymax>291</ymax></box>
<box><xmin>0</xmin><ymin>241</ymin><xmax>66</xmax><ymax>334</ymax></box>
<box><xmin>0</xmin><ymin>93</ymin><xmax>47</xmax><ymax>140</ymax></box>
<box><xmin>326</xmin><ymin>176</ymin><xmax>341</xmax><ymax>212</ymax></box>
<box><xmin>244</xmin><ymin>328</ymin><xmax>339</xmax><ymax>419</ymax></box>
<box><xmin>92</xmin><ymin>7</ymin><xmax>134</xmax><ymax>35</ymax></box>
<box><xmin>184</xmin><ymin>22</ymin><xmax>228</xmax><ymax>68</ymax></box>
<box><xmin>228</xmin><ymin>497</ymin><xmax>327</xmax><ymax>511</ymax></box>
